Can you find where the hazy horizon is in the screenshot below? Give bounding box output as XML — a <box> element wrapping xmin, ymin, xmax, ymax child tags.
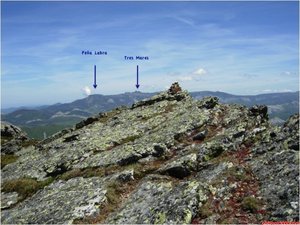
<box><xmin>2</xmin><ymin>88</ymin><xmax>299</xmax><ymax>110</ymax></box>
<box><xmin>2</xmin><ymin>1</ymin><xmax>299</xmax><ymax>108</ymax></box>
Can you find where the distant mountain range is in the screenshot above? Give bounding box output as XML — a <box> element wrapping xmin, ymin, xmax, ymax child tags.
<box><xmin>2</xmin><ymin>91</ymin><xmax>299</xmax><ymax>139</ymax></box>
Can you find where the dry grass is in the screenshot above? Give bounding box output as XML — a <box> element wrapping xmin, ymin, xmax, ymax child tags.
<box><xmin>21</xmin><ymin>139</ymin><xmax>39</xmax><ymax>148</ymax></box>
<box><xmin>2</xmin><ymin>177</ymin><xmax>54</xmax><ymax>199</ymax></box>
<box><xmin>59</xmin><ymin>165</ymin><xmax>121</xmax><ymax>181</ymax></box>
<box><xmin>1</xmin><ymin>154</ymin><xmax>19</xmax><ymax>169</ymax></box>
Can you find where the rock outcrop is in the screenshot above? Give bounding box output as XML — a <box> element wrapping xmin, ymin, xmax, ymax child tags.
<box><xmin>1</xmin><ymin>122</ymin><xmax>28</xmax><ymax>154</ymax></box>
<box><xmin>1</xmin><ymin>83</ymin><xmax>299</xmax><ymax>224</ymax></box>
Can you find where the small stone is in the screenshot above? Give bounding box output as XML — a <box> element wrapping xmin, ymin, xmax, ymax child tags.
<box><xmin>152</xmin><ymin>144</ymin><xmax>166</xmax><ymax>157</ymax></box>
<box><xmin>116</xmin><ymin>169</ymin><xmax>134</xmax><ymax>182</ymax></box>
<box><xmin>193</xmin><ymin>130</ymin><xmax>207</xmax><ymax>141</ymax></box>
<box><xmin>290</xmin><ymin>201</ymin><xmax>298</xmax><ymax>209</ymax></box>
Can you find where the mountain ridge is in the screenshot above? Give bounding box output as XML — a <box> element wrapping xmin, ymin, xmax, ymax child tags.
<box><xmin>2</xmin><ymin>90</ymin><xmax>298</xmax><ymax>139</ymax></box>
<box><xmin>2</xmin><ymin>90</ymin><xmax>298</xmax><ymax>114</ymax></box>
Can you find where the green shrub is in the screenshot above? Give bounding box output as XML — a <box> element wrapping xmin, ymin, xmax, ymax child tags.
<box><xmin>241</xmin><ymin>196</ymin><xmax>260</xmax><ymax>212</ymax></box>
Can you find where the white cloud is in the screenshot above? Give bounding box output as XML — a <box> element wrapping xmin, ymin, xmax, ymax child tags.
<box><xmin>82</xmin><ymin>86</ymin><xmax>91</xmax><ymax>96</ymax></box>
<box><xmin>280</xmin><ymin>71</ymin><xmax>297</xmax><ymax>76</ymax></box>
<box><xmin>175</xmin><ymin>67</ymin><xmax>207</xmax><ymax>82</ymax></box>
<box><xmin>193</xmin><ymin>68</ymin><xmax>207</xmax><ymax>76</ymax></box>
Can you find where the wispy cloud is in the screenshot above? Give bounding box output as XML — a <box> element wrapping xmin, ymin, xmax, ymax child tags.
<box><xmin>262</xmin><ymin>89</ymin><xmax>294</xmax><ymax>93</ymax></box>
<box><xmin>172</xmin><ymin>16</ymin><xmax>196</xmax><ymax>27</ymax></box>
<box><xmin>176</xmin><ymin>67</ymin><xmax>208</xmax><ymax>82</ymax></box>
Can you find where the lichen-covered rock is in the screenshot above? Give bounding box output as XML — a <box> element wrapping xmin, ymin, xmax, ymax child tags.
<box><xmin>1</xmin><ymin>172</ymin><xmax>130</xmax><ymax>224</ymax></box>
<box><xmin>198</xmin><ymin>96</ymin><xmax>219</xmax><ymax>109</ymax></box>
<box><xmin>1</xmin><ymin>192</ymin><xmax>20</xmax><ymax>209</ymax></box>
<box><xmin>1</xmin><ymin>90</ymin><xmax>211</xmax><ymax>182</ymax></box>
<box><xmin>106</xmin><ymin>176</ymin><xmax>208</xmax><ymax>224</ymax></box>
<box><xmin>75</xmin><ymin>116</ymin><xmax>99</xmax><ymax>129</ymax></box>
<box><xmin>1</xmin><ymin>122</ymin><xmax>27</xmax><ymax>139</ymax></box>
<box><xmin>249</xmin><ymin>114</ymin><xmax>299</xmax><ymax>222</ymax></box>
<box><xmin>1</xmin><ymin>83</ymin><xmax>299</xmax><ymax>224</ymax></box>
<box><xmin>158</xmin><ymin>153</ymin><xmax>197</xmax><ymax>178</ymax></box>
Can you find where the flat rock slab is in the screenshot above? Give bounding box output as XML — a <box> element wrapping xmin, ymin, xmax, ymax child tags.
<box><xmin>1</xmin><ymin>177</ymin><xmax>107</xmax><ymax>224</ymax></box>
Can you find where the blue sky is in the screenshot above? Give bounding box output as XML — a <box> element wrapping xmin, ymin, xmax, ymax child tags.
<box><xmin>1</xmin><ymin>1</ymin><xmax>299</xmax><ymax>108</ymax></box>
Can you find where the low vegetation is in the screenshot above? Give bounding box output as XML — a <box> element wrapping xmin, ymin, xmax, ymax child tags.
<box><xmin>241</xmin><ymin>196</ymin><xmax>260</xmax><ymax>212</ymax></box>
<box><xmin>2</xmin><ymin>177</ymin><xmax>54</xmax><ymax>200</ymax></box>
<box><xmin>1</xmin><ymin>154</ymin><xmax>19</xmax><ymax>169</ymax></box>
<box><xmin>21</xmin><ymin>139</ymin><xmax>39</xmax><ymax>147</ymax></box>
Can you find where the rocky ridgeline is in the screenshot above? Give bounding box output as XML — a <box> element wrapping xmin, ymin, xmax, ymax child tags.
<box><xmin>1</xmin><ymin>83</ymin><xmax>299</xmax><ymax>224</ymax></box>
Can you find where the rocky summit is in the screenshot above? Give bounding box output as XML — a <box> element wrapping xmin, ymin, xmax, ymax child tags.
<box><xmin>1</xmin><ymin>82</ymin><xmax>299</xmax><ymax>224</ymax></box>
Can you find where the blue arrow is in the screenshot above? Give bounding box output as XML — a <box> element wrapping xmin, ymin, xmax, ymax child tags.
<box><xmin>136</xmin><ymin>65</ymin><xmax>140</xmax><ymax>89</ymax></box>
<box><xmin>93</xmin><ymin>65</ymin><xmax>97</xmax><ymax>89</ymax></box>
